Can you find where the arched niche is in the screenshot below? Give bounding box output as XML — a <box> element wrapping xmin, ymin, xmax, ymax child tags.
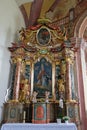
<box><xmin>74</xmin><ymin>9</ymin><xmax>87</xmax><ymax>130</ymax></box>
<box><xmin>74</xmin><ymin>10</ymin><xmax>87</xmax><ymax>38</ymax></box>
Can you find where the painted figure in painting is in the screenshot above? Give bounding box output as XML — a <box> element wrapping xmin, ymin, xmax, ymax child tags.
<box><xmin>37</xmin><ymin>64</ymin><xmax>48</xmax><ymax>87</ymax></box>
<box><xmin>34</xmin><ymin>58</ymin><xmax>52</xmax><ymax>97</ymax></box>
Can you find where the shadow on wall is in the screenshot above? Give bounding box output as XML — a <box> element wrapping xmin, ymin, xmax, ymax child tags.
<box><xmin>5</xmin><ymin>26</ymin><xmax>17</xmax><ymax>46</ymax></box>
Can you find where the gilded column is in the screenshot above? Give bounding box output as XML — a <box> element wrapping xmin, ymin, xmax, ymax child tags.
<box><xmin>65</xmin><ymin>48</ymin><xmax>75</xmax><ymax>101</ymax></box>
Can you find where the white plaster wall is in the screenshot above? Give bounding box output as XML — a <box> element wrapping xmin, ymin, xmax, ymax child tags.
<box><xmin>0</xmin><ymin>0</ymin><xmax>25</xmax><ymax>122</ymax></box>
<box><xmin>15</xmin><ymin>0</ymin><xmax>34</xmax><ymax>6</ymax></box>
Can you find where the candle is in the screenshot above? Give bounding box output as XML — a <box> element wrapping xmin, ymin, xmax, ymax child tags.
<box><xmin>23</xmin><ymin>111</ymin><xmax>26</xmax><ymax>119</ymax></box>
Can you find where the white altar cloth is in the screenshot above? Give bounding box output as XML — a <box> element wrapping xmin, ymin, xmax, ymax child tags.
<box><xmin>1</xmin><ymin>123</ymin><xmax>77</xmax><ymax>130</ymax></box>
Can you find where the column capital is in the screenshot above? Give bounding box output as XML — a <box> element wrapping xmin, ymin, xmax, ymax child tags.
<box><xmin>65</xmin><ymin>48</ymin><xmax>75</xmax><ymax>64</ymax></box>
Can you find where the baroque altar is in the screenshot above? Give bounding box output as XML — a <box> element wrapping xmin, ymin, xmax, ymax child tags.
<box><xmin>2</xmin><ymin>19</ymin><xmax>79</xmax><ymax>124</ymax></box>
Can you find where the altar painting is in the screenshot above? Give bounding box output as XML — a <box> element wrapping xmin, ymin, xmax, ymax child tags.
<box><xmin>34</xmin><ymin>58</ymin><xmax>52</xmax><ymax>98</ymax></box>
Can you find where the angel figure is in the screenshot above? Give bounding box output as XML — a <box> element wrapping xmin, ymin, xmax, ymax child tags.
<box><xmin>32</xmin><ymin>91</ymin><xmax>38</xmax><ymax>103</ymax></box>
<box><xmin>45</xmin><ymin>91</ymin><xmax>50</xmax><ymax>103</ymax></box>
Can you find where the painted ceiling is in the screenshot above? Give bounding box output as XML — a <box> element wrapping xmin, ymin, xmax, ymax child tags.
<box><xmin>15</xmin><ymin>0</ymin><xmax>78</xmax><ymax>25</ymax></box>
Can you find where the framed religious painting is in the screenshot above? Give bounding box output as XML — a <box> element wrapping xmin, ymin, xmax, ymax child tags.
<box><xmin>33</xmin><ymin>57</ymin><xmax>53</xmax><ymax>99</ymax></box>
<box><xmin>36</xmin><ymin>27</ymin><xmax>51</xmax><ymax>46</ymax></box>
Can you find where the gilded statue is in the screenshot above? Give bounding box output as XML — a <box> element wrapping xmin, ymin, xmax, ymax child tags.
<box><xmin>61</xmin><ymin>60</ymin><xmax>66</xmax><ymax>74</ymax></box>
<box><xmin>58</xmin><ymin>79</ymin><xmax>65</xmax><ymax>92</ymax></box>
<box><xmin>19</xmin><ymin>79</ymin><xmax>31</xmax><ymax>103</ymax></box>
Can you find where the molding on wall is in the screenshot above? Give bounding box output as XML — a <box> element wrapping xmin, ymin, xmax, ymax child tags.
<box><xmin>74</xmin><ymin>9</ymin><xmax>87</xmax><ymax>37</ymax></box>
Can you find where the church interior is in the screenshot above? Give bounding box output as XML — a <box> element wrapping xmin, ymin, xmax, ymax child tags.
<box><xmin>0</xmin><ymin>0</ymin><xmax>87</xmax><ymax>130</ymax></box>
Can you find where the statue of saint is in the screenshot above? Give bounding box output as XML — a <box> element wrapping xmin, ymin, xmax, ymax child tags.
<box><xmin>59</xmin><ymin>98</ymin><xmax>63</xmax><ymax>109</ymax></box>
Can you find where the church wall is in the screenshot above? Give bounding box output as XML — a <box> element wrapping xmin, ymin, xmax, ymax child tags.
<box><xmin>74</xmin><ymin>9</ymin><xmax>87</xmax><ymax>130</ymax></box>
<box><xmin>0</xmin><ymin>0</ymin><xmax>25</xmax><ymax>123</ymax></box>
<box><xmin>81</xmin><ymin>44</ymin><xmax>87</xmax><ymax>115</ymax></box>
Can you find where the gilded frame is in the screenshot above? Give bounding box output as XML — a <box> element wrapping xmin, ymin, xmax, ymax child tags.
<box><xmin>31</xmin><ymin>56</ymin><xmax>55</xmax><ymax>100</ymax></box>
<box><xmin>36</xmin><ymin>26</ymin><xmax>51</xmax><ymax>47</ymax></box>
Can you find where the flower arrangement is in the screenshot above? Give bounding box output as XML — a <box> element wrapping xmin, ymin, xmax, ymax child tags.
<box><xmin>62</xmin><ymin>116</ymin><xmax>70</xmax><ymax>121</ymax></box>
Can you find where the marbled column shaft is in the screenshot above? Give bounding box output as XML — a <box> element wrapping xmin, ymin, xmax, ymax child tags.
<box><xmin>13</xmin><ymin>59</ymin><xmax>22</xmax><ymax>100</ymax></box>
<box><xmin>66</xmin><ymin>60</ymin><xmax>72</xmax><ymax>100</ymax></box>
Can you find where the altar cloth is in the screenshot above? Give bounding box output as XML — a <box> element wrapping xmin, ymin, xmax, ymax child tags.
<box><xmin>1</xmin><ymin>123</ymin><xmax>77</xmax><ymax>130</ymax></box>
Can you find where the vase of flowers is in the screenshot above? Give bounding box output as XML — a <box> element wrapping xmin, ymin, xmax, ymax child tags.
<box><xmin>62</xmin><ymin>116</ymin><xmax>70</xmax><ymax>123</ymax></box>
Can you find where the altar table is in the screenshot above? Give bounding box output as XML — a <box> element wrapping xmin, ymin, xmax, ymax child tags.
<box><xmin>1</xmin><ymin>123</ymin><xmax>77</xmax><ymax>130</ymax></box>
